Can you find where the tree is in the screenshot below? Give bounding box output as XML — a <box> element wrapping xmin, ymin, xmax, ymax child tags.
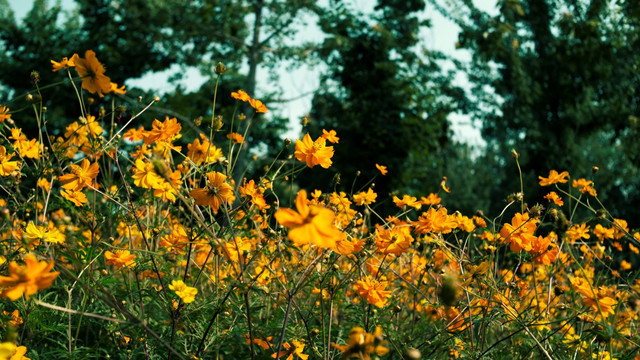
<box><xmin>435</xmin><ymin>0</ymin><xmax>640</xmax><ymax>224</ymax></box>
<box><xmin>304</xmin><ymin>0</ymin><xmax>465</xmax><ymax>208</ymax></box>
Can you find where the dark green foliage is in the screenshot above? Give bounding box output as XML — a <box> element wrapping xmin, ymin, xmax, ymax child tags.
<box><xmin>447</xmin><ymin>0</ymin><xmax>640</xmax><ymax>224</ymax></box>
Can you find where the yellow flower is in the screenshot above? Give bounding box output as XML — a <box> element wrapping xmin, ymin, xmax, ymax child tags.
<box><xmin>131</xmin><ymin>159</ymin><xmax>163</xmax><ymax>189</ymax></box>
<box><xmin>104</xmin><ymin>250</ymin><xmax>137</xmax><ymax>270</ymax></box>
<box><xmin>70</xmin><ymin>50</ymin><xmax>112</xmax><ymax>97</ymax></box>
<box><xmin>110</xmin><ymin>82</ymin><xmax>126</xmax><ymax>94</ymax></box>
<box><xmin>538</xmin><ymin>170</ymin><xmax>570</xmax><ymax>186</ymax></box>
<box><xmin>294</xmin><ymin>133</ymin><xmax>334</xmax><ymax>168</ymax></box>
<box><xmin>272</xmin><ymin>339</ymin><xmax>307</xmax><ymax>360</ymax></box>
<box><xmin>274</xmin><ymin>190</ymin><xmax>343</xmax><ymax>249</ymax></box>
<box><xmin>332</xmin><ymin>326</ymin><xmax>388</xmax><ymax>359</ymax></box>
<box><xmin>420</xmin><ymin>193</ymin><xmax>441</xmax><ymax>205</ymax></box>
<box><xmin>375</xmin><ymin>226</ymin><xmax>413</xmax><ymax>256</ymax></box>
<box><xmin>189</xmin><ymin>171</ymin><xmax>235</xmax><ymax>214</ymax></box>
<box><xmin>393</xmin><ymin>194</ymin><xmax>421</xmax><ymax>210</ymax></box>
<box><xmin>187</xmin><ymin>135</ymin><xmax>224</xmax><ymax>165</ymax></box>
<box><xmin>572</xmin><ymin>178</ymin><xmax>597</xmax><ymax>196</ymax></box>
<box><xmin>59</xmin><ymin>159</ymin><xmax>99</xmax><ymax>191</ymax></box>
<box><xmin>375</xmin><ymin>164</ymin><xmax>387</xmax><ymax>175</ymax></box>
<box><xmin>61</xmin><ymin>189</ymin><xmax>88</xmax><ymax>207</ymax></box>
<box><xmin>0</xmin><ymin>105</ymin><xmax>11</xmax><ymax>123</ymax></box>
<box><xmin>566</xmin><ymin>223</ymin><xmax>590</xmax><ymax>243</ymax></box>
<box><xmin>24</xmin><ymin>222</ymin><xmax>65</xmax><ymax>244</ymax></box>
<box><xmin>0</xmin><ymin>254</ymin><xmax>59</xmax><ymax>300</ymax></box>
<box><xmin>353</xmin><ymin>188</ymin><xmax>377</xmax><ymax>206</ymax></box>
<box><xmin>168</xmin><ymin>280</ymin><xmax>197</xmax><ymax>303</ymax></box>
<box><xmin>50</xmin><ymin>56</ymin><xmax>75</xmax><ymax>72</ymax></box>
<box><xmin>0</xmin><ymin>146</ymin><xmax>19</xmax><ymax>176</ymax></box>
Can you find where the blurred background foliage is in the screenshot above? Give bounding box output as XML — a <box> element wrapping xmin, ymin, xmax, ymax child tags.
<box><xmin>1</xmin><ymin>0</ymin><xmax>639</xmax><ymax>225</ymax></box>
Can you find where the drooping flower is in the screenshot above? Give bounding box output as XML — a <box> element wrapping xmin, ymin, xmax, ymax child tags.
<box><xmin>168</xmin><ymin>280</ymin><xmax>197</xmax><ymax>303</ymax></box>
<box><xmin>420</xmin><ymin>193</ymin><xmax>441</xmax><ymax>206</ymax></box>
<box><xmin>58</xmin><ymin>159</ymin><xmax>99</xmax><ymax>191</ymax></box>
<box><xmin>70</xmin><ymin>50</ymin><xmax>112</xmax><ymax>97</ymax></box>
<box><xmin>226</xmin><ymin>132</ymin><xmax>245</xmax><ymax>144</ymax></box>
<box><xmin>375</xmin><ymin>164</ymin><xmax>387</xmax><ymax>175</ymax></box>
<box><xmin>0</xmin><ymin>254</ymin><xmax>59</xmax><ymax>300</ymax></box>
<box><xmin>189</xmin><ymin>171</ymin><xmax>235</xmax><ymax>213</ymax></box>
<box><xmin>294</xmin><ymin>133</ymin><xmax>334</xmax><ymax>169</ymax></box>
<box><xmin>231</xmin><ymin>90</ymin><xmax>251</xmax><ymax>102</ymax></box>
<box><xmin>572</xmin><ymin>178</ymin><xmax>597</xmax><ymax>196</ymax></box>
<box><xmin>274</xmin><ymin>189</ymin><xmax>343</xmax><ymax>249</ymax></box>
<box><xmin>538</xmin><ymin>170</ymin><xmax>570</xmax><ymax>186</ymax></box>
<box><xmin>321</xmin><ymin>129</ymin><xmax>339</xmax><ymax>143</ymax></box>
<box><xmin>110</xmin><ymin>82</ymin><xmax>126</xmax><ymax>94</ymax></box>
<box><xmin>249</xmin><ymin>98</ymin><xmax>268</xmax><ymax>113</ymax></box>
<box><xmin>331</xmin><ymin>326</ymin><xmax>388</xmax><ymax>360</ymax></box>
<box><xmin>0</xmin><ymin>105</ymin><xmax>11</xmax><ymax>123</ymax></box>
<box><xmin>393</xmin><ymin>194</ymin><xmax>421</xmax><ymax>210</ymax></box>
<box><xmin>104</xmin><ymin>250</ymin><xmax>137</xmax><ymax>270</ymax></box>
<box><xmin>51</xmin><ymin>56</ymin><xmax>75</xmax><ymax>72</ymax></box>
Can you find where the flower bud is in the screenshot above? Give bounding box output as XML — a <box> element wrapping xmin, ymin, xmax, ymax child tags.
<box><xmin>592</xmin><ymin>166</ymin><xmax>599</xmax><ymax>173</ymax></box>
<box><xmin>284</xmin><ymin>138</ymin><xmax>291</xmax><ymax>146</ymax></box>
<box><xmin>30</xmin><ymin>70</ymin><xmax>40</xmax><ymax>84</ymax></box>
<box><xmin>214</xmin><ymin>62</ymin><xmax>226</xmax><ymax>75</ymax></box>
<box><xmin>511</xmin><ymin>149</ymin><xmax>519</xmax><ymax>159</ymax></box>
<box><xmin>301</xmin><ymin>117</ymin><xmax>308</xmax><ymax>126</ymax></box>
<box><xmin>194</xmin><ymin>116</ymin><xmax>202</xmax><ymax>126</ymax></box>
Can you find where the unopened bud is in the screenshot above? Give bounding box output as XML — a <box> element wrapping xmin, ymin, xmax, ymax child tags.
<box><xmin>406</xmin><ymin>348</ymin><xmax>421</xmax><ymax>359</ymax></box>
<box><xmin>154</xmin><ymin>96</ymin><xmax>161</xmax><ymax>102</ymax></box>
<box><xmin>213</xmin><ymin>115</ymin><xmax>223</xmax><ymax>131</ymax></box>
<box><xmin>194</xmin><ymin>116</ymin><xmax>202</xmax><ymax>126</ymax></box>
<box><xmin>116</xmin><ymin>105</ymin><xmax>127</xmax><ymax>114</ymax></box>
<box><xmin>592</xmin><ymin>166</ymin><xmax>599</xmax><ymax>173</ymax></box>
<box><xmin>301</xmin><ymin>117</ymin><xmax>308</xmax><ymax>126</ymax></box>
<box><xmin>511</xmin><ymin>149</ymin><xmax>519</xmax><ymax>159</ymax></box>
<box><xmin>214</xmin><ymin>62</ymin><xmax>226</xmax><ymax>75</ymax></box>
<box><xmin>30</xmin><ymin>70</ymin><xmax>40</xmax><ymax>84</ymax></box>
<box><xmin>284</xmin><ymin>138</ymin><xmax>292</xmax><ymax>146</ymax></box>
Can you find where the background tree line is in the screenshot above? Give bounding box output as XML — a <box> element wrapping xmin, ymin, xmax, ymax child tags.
<box><xmin>1</xmin><ymin>0</ymin><xmax>638</xmax><ymax>225</ymax></box>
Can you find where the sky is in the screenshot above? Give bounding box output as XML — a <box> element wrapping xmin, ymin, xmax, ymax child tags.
<box><xmin>7</xmin><ymin>0</ymin><xmax>497</xmax><ymax>145</ymax></box>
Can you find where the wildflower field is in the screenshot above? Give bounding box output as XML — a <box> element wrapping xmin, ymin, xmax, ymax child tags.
<box><xmin>0</xmin><ymin>50</ymin><xmax>639</xmax><ymax>360</ymax></box>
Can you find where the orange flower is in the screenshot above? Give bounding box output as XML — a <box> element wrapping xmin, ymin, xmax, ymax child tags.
<box><xmin>538</xmin><ymin>170</ymin><xmax>569</xmax><ymax>186</ymax></box>
<box><xmin>231</xmin><ymin>90</ymin><xmax>251</xmax><ymax>102</ymax></box>
<box><xmin>189</xmin><ymin>171</ymin><xmax>235</xmax><ymax>213</ymax></box>
<box><xmin>131</xmin><ymin>159</ymin><xmax>163</xmax><ymax>189</ymax></box>
<box><xmin>274</xmin><ymin>189</ymin><xmax>342</xmax><ymax>249</ymax></box>
<box><xmin>572</xmin><ymin>178</ymin><xmax>597</xmax><ymax>196</ymax></box>
<box><xmin>0</xmin><ymin>105</ymin><xmax>11</xmax><ymax>123</ymax></box>
<box><xmin>110</xmin><ymin>82</ymin><xmax>126</xmax><ymax>94</ymax></box>
<box><xmin>142</xmin><ymin>117</ymin><xmax>182</xmax><ymax>145</ymax></box>
<box><xmin>321</xmin><ymin>129</ymin><xmax>339</xmax><ymax>143</ymax></box>
<box><xmin>420</xmin><ymin>193</ymin><xmax>441</xmax><ymax>205</ymax></box>
<box><xmin>499</xmin><ymin>212</ymin><xmax>538</xmax><ymax>252</ymax></box>
<box><xmin>249</xmin><ymin>98</ymin><xmax>268</xmax><ymax>113</ymax></box>
<box><xmin>375</xmin><ymin>164</ymin><xmax>387</xmax><ymax>175</ymax></box>
<box><xmin>0</xmin><ymin>254</ymin><xmax>59</xmax><ymax>300</ymax></box>
<box><xmin>413</xmin><ymin>207</ymin><xmax>458</xmax><ymax>234</ymax></box>
<box><xmin>70</xmin><ymin>50</ymin><xmax>112</xmax><ymax>97</ymax></box>
<box><xmin>393</xmin><ymin>194</ymin><xmax>421</xmax><ymax>210</ymax></box>
<box><xmin>271</xmin><ymin>339</ymin><xmax>308</xmax><ymax>360</ymax></box>
<box><xmin>58</xmin><ymin>159</ymin><xmax>99</xmax><ymax>191</ymax></box>
<box><xmin>104</xmin><ymin>250</ymin><xmax>137</xmax><ymax>270</ymax></box>
<box><xmin>353</xmin><ymin>188</ymin><xmax>377</xmax><ymax>206</ymax></box>
<box><xmin>566</xmin><ymin>224</ymin><xmax>590</xmax><ymax>243</ymax></box>
<box><xmin>226</xmin><ymin>132</ymin><xmax>245</xmax><ymax>144</ymax></box>
<box><xmin>354</xmin><ymin>276</ymin><xmax>392</xmax><ymax>308</ymax></box>
<box><xmin>543</xmin><ymin>191</ymin><xmax>563</xmax><ymax>206</ymax></box>
<box><xmin>294</xmin><ymin>133</ymin><xmax>334</xmax><ymax>169</ymax></box>
<box><xmin>375</xmin><ymin>226</ymin><xmax>413</xmax><ymax>256</ymax></box>
<box><xmin>51</xmin><ymin>56</ymin><xmax>75</xmax><ymax>71</ymax></box>
<box><xmin>186</xmin><ymin>135</ymin><xmax>224</xmax><ymax>165</ymax></box>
